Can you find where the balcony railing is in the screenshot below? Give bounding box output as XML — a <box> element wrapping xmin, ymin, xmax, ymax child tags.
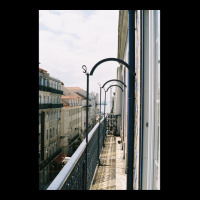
<box><xmin>39</xmin><ymin>103</ymin><xmax>63</xmax><ymax>109</ymax></box>
<box><xmin>39</xmin><ymin>85</ymin><xmax>63</xmax><ymax>95</ymax></box>
<box><xmin>47</xmin><ymin>117</ymin><xmax>106</xmax><ymax>190</ymax></box>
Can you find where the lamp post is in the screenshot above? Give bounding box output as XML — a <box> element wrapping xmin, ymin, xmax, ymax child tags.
<box><xmin>97</xmin><ymin>82</ymin><xmax>102</xmax><ymax>164</ymax></box>
<box><xmin>101</xmin><ymin>79</ymin><xmax>127</xmax><ymax>149</ymax></box>
<box><xmin>82</xmin><ymin>52</ymin><xmax>135</xmax><ymax>190</ymax></box>
<box><xmin>102</xmin><ymin>80</ymin><xmax>126</xmax><ymax>142</ymax></box>
<box><xmin>105</xmin><ymin>84</ymin><xmax>124</xmax><ymax>136</ymax></box>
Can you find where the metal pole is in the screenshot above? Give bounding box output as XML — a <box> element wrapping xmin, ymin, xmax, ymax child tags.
<box><xmin>103</xmin><ymin>90</ymin><xmax>106</xmax><ymax>146</ymax></box>
<box><xmin>127</xmin><ymin>10</ymin><xmax>135</xmax><ymax>190</ymax></box>
<box><xmin>100</xmin><ymin>87</ymin><xmax>102</xmax><ymax>119</ymax></box>
<box><xmin>139</xmin><ymin>10</ymin><xmax>144</xmax><ymax>190</ymax></box>
<box><xmin>98</xmin><ymin>86</ymin><xmax>102</xmax><ymax>163</ymax></box>
<box><xmin>85</xmin><ymin>73</ymin><xmax>89</xmax><ymax>190</ymax></box>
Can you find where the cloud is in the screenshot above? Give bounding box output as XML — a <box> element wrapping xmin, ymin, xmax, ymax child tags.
<box><xmin>39</xmin><ymin>10</ymin><xmax>119</xmax><ymax>111</ymax></box>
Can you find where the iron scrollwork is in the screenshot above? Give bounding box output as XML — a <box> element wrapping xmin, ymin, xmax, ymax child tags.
<box><xmin>82</xmin><ymin>65</ymin><xmax>87</xmax><ymax>74</ymax></box>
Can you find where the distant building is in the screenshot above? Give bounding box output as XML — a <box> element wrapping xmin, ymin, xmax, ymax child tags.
<box><xmin>60</xmin><ymin>86</ymin><xmax>97</xmax><ymax>156</ymax></box>
<box><xmin>64</xmin><ymin>87</ymin><xmax>97</xmax><ymax>132</ymax></box>
<box><xmin>39</xmin><ymin>67</ymin><xmax>63</xmax><ymax>189</ymax></box>
<box><xmin>60</xmin><ymin>93</ymin><xmax>82</xmax><ymax>156</ymax></box>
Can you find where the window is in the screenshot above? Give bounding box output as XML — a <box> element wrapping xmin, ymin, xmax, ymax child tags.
<box><xmin>46</xmin><ymin>130</ymin><xmax>48</xmax><ymax>140</ymax></box>
<box><xmin>50</xmin><ymin>128</ymin><xmax>52</xmax><ymax>138</ymax></box>
<box><xmin>39</xmin><ymin>95</ymin><xmax>41</xmax><ymax>104</ymax></box>
<box><xmin>50</xmin><ymin>96</ymin><xmax>52</xmax><ymax>103</ymax></box>
<box><xmin>47</xmin><ymin>96</ymin><xmax>49</xmax><ymax>104</ymax></box>
<box><xmin>45</xmin><ymin>78</ymin><xmax>47</xmax><ymax>87</ymax></box>
<box><xmin>53</xmin><ymin>127</ymin><xmax>55</xmax><ymax>137</ymax></box>
<box><xmin>46</xmin><ymin>112</ymin><xmax>48</xmax><ymax>122</ymax></box>
<box><xmin>43</xmin><ymin>95</ymin><xmax>45</xmax><ymax>104</ymax></box>
<box><xmin>50</xmin><ymin>80</ymin><xmax>52</xmax><ymax>88</ymax></box>
<box><xmin>46</xmin><ymin>147</ymin><xmax>48</xmax><ymax>158</ymax></box>
<box><xmin>41</xmin><ymin>77</ymin><xmax>43</xmax><ymax>86</ymax></box>
<box><xmin>39</xmin><ymin>132</ymin><xmax>41</xmax><ymax>144</ymax></box>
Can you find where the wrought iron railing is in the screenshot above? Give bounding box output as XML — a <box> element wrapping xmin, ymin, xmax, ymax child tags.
<box><xmin>39</xmin><ymin>85</ymin><xmax>63</xmax><ymax>94</ymax></box>
<box><xmin>39</xmin><ymin>103</ymin><xmax>63</xmax><ymax>109</ymax></box>
<box><xmin>47</xmin><ymin>117</ymin><xmax>106</xmax><ymax>190</ymax></box>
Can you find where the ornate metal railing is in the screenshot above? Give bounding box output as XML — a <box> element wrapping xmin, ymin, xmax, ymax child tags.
<box><xmin>39</xmin><ymin>103</ymin><xmax>63</xmax><ymax>109</ymax></box>
<box><xmin>39</xmin><ymin>85</ymin><xmax>63</xmax><ymax>94</ymax></box>
<box><xmin>47</xmin><ymin>117</ymin><xmax>106</xmax><ymax>190</ymax></box>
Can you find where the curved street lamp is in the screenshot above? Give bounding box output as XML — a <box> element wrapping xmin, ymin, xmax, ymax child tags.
<box><xmin>103</xmin><ymin>84</ymin><xmax>124</xmax><ymax>145</ymax></box>
<box><xmin>82</xmin><ymin>55</ymin><xmax>135</xmax><ymax>190</ymax></box>
<box><xmin>97</xmin><ymin>79</ymin><xmax>127</xmax><ymax>164</ymax></box>
<box><xmin>104</xmin><ymin>84</ymin><xmax>124</xmax><ymax>137</ymax></box>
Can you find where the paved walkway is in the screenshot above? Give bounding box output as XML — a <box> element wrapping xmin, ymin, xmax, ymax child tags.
<box><xmin>90</xmin><ymin>135</ymin><xmax>126</xmax><ymax>190</ymax></box>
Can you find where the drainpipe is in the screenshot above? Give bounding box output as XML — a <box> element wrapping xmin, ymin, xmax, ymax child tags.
<box><xmin>126</xmin><ymin>10</ymin><xmax>135</xmax><ymax>190</ymax></box>
<box><xmin>139</xmin><ymin>10</ymin><xmax>144</xmax><ymax>190</ymax></box>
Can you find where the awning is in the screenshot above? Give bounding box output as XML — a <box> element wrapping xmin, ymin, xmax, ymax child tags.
<box><xmin>54</xmin><ymin>153</ymin><xmax>66</xmax><ymax>165</ymax></box>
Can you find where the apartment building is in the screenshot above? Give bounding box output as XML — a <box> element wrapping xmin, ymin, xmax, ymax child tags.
<box><xmin>64</xmin><ymin>87</ymin><xmax>97</xmax><ymax>132</ymax></box>
<box><xmin>60</xmin><ymin>94</ymin><xmax>82</xmax><ymax>156</ymax></box>
<box><xmin>39</xmin><ymin>68</ymin><xmax>63</xmax><ymax>189</ymax></box>
<box><xmin>60</xmin><ymin>86</ymin><xmax>98</xmax><ymax>156</ymax></box>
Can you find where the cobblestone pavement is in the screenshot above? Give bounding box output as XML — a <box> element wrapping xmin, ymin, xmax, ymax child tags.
<box><xmin>90</xmin><ymin>135</ymin><xmax>126</xmax><ymax>190</ymax></box>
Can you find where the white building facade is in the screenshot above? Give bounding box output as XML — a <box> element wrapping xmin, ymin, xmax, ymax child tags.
<box><xmin>39</xmin><ymin>68</ymin><xmax>63</xmax><ymax>190</ymax></box>
<box><xmin>115</xmin><ymin>10</ymin><xmax>160</xmax><ymax>190</ymax></box>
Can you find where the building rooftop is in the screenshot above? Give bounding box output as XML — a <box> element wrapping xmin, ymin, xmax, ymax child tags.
<box><xmin>39</xmin><ymin>68</ymin><xmax>47</xmax><ymax>72</ymax></box>
<box><xmin>65</xmin><ymin>87</ymin><xmax>83</xmax><ymax>90</ymax></box>
<box><xmin>61</xmin><ymin>95</ymin><xmax>81</xmax><ymax>99</ymax></box>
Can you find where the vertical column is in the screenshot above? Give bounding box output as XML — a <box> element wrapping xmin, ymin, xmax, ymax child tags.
<box><xmin>127</xmin><ymin>10</ymin><xmax>135</xmax><ymax>190</ymax></box>
<box><xmin>85</xmin><ymin>73</ymin><xmax>89</xmax><ymax>190</ymax></box>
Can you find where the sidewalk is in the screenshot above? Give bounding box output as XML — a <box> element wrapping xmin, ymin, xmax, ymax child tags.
<box><xmin>90</xmin><ymin>135</ymin><xmax>126</xmax><ymax>190</ymax></box>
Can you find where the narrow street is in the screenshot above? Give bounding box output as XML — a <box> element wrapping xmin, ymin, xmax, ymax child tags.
<box><xmin>90</xmin><ymin>135</ymin><xmax>126</xmax><ymax>190</ymax></box>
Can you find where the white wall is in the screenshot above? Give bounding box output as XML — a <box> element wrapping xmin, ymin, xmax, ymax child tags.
<box><xmin>142</xmin><ymin>10</ymin><xmax>160</xmax><ymax>190</ymax></box>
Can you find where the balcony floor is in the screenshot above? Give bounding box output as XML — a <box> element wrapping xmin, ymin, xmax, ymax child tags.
<box><xmin>90</xmin><ymin>135</ymin><xmax>126</xmax><ymax>190</ymax></box>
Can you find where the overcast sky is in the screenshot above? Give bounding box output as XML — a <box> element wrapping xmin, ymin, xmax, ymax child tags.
<box><xmin>39</xmin><ymin>10</ymin><xmax>119</xmax><ymax>111</ymax></box>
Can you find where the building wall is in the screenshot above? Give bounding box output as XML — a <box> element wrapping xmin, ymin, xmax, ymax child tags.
<box><xmin>39</xmin><ymin>68</ymin><xmax>63</xmax><ymax>189</ymax></box>
<box><xmin>142</xmin><ymin>10</ymin><xmax>160</xmax><ymax>190</ymax></box>
<box><xmin>116</xmin><ymin>10</ymin><xmax>160</xmax><ymax>190</ymax></box>
<box><xmin>60</xmin><ymin>106</ymin><xmax>82</xmax><ymax>156</ymax></box>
